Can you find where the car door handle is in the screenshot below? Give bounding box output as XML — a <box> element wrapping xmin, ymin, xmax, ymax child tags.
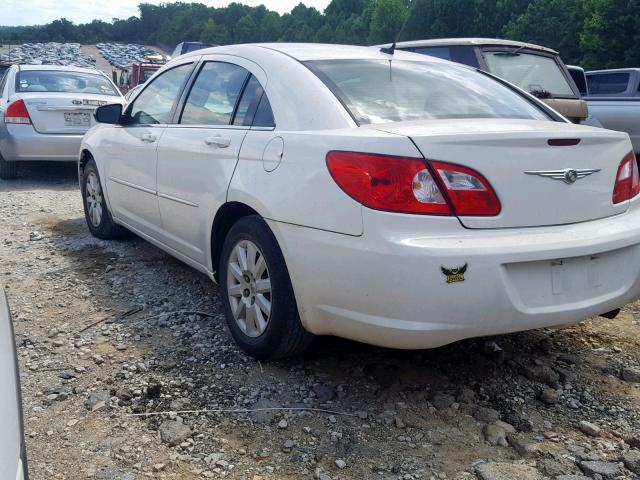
<box><xmin>204</xmin><ymin>136</ymin><xmax>231</xmax><ymax>148</ymax></box>
<box><xmin>141</xmin><ymin>133</ymin><xmax>157</xmax><ymax>143</ymax></box>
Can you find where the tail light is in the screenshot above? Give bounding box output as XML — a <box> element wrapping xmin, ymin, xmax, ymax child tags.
<box><xmin>4</xmin><ymin>100</ymin><xmax>32</xmax><ymax>124</ymax></box>
<box><xmin>431</xmin><ymin>161</ymin><xmax>501</xmax><ymax>216</ymax></box>
<box><xmin>326</xmin><ymin>151</ymin><xmax>500</xmax><ymax>216</ymax></box>
<box><xmin>613</xmin><ymin>151</ymin><xmax>640</xmax><ymax>204</ymax></box>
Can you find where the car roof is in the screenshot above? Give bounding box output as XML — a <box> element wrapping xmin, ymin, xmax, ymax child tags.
<box><xmin>180</xmin><ymin>42</ymin><xmax>452</xmax><ymax>63</ymax></box>
<box><xmin>16</xmin><ymin>64</ymin><xmax>107</xmax><ymax>75</ymax></box>
<box><xmin>587</xmin><ymin>68</ymin><xmax>640</xmax><ymax>75</ymax></box>
<box><xmin>389</xmin><ymin>38</ymin><xmax>558</xmax><ymax>54</ymax></box>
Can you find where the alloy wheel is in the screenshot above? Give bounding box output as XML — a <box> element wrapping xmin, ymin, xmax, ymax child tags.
<box><xmin>85</xmin><ymin>172</ymin><xmax>103</xmax><ymax>228</ymax></box>
<box><xmin>227</xmin><ymin>240</ymin><xmax>272</xmax><ymax>338</ymax></box>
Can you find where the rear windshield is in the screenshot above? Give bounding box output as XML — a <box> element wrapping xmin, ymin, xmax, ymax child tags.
<box><xmin>483</xmin><ymin>51</ymin><xmax>575</xmax><ymax>98</ymax></box>
<box><xmin>306</xmin><ymin>59</ymin><xmax>549</xmax><ymax>125</ymax></box>
<box><xmin>16</xmin><ymin>70</ymin><xmax>119</xmax><ymax>96</ymax></box>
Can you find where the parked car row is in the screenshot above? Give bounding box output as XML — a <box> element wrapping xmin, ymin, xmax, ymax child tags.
<box><xmin>0</xmin><ymin>42</ymin><xmax>96</xmax><ymax>68</ymax></box>
<box><xmin>96</xmin><ymin>43</ymin><xmax>164</xmax><ymax>70</ymax></box>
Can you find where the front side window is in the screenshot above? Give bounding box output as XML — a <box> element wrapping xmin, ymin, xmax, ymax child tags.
<box><xmin>483</xmin><ymin>50</ymin><xmax>575</xmax><ymax>97</ymax></box>
<box><xmin>127</xmin><ymin>63</ymin><xmax>193</xmax><ymax>125</ymax></box>
<box><xmin>307</xmin><ymin>59</ymin><xmax>549</xmax><ymax>125</ymax></box>
<box><xmin>587</xmin><ymin>73</ymin><xmax>630</xmax><ymax>95</ymax></box>
<box><xmin>180</xmin><ymin>62</ymin><xmax>248</xmax><ymax>126</ymax></box>
<box><xmin>15</xmin><ymin>70</ymin><xmax>119</xmax><ymax>96</ymax></box>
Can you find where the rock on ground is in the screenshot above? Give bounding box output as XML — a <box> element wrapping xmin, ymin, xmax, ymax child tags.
<box><xmin>622</xmin><ymin>449</ymin><xmax>640</xmax><ymax>474</ymax></box>
<box><xmin>578</xmin><ymin>460</ymin><xmax>619</xmax><ymax>479</ymax></box>
<box><xmin>159</xmin><ymin>420</ymin><xmax>192</xmax><ymax>446</ymax></box>
<box><xmin>475</xmin><ymin>462</ymin><xmax>542</xmax><ymax>480</ymax></box>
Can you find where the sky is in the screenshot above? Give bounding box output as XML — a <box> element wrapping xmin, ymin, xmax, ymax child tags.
<box><xmin>2</xmin><ymin>0</ymin><xmax>333</xmax><ymax>26</ymax></box>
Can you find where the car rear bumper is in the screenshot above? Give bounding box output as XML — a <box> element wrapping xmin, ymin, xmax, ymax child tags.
<box><xmin>0</xmin><ymin>124</ymin><xmax>82</xmax><ymax>162</ymax></box>
<box><xmin>269</xmin><ymin>199</ymin><xmax>640</xmax><ymax>349</ymax></box>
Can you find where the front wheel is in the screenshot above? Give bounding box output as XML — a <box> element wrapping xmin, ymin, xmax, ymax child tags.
<box><xmin>219</xmin><ymin>215</ymin><xmax>313</xmax><ymax>360</ymax></box>
<box><xmin>81</xmin><ymin>159</ymin><xmax>127</xmax><ymax>239</ymax></box>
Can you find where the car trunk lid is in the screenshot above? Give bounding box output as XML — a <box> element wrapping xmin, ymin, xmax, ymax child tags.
<box><xmin>368</xmin><ymin>119</ymin><xmax>632</xmax><ymax>229</ymax></box>
<box><xmin>19</xmin><ymin>93</ymin><xmax>117</xmax><ymax>134</ymax></box>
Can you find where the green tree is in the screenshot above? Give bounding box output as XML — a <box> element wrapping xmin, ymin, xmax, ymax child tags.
<box><xmin>235</xmin><ymin>15</ymin><xmax>259</xmax><ymax>43</ymax></box>
<box><xmin>368</xmin><ymin>0</ymin><xmax>408</xmax><ymax>44</ymax></box>
<box><xmin>580</xmin><ymin>0</ymin><xmax>640</xmax><ymax>68</ymax></box>
<box><xmin>504</xmin><ymin>0</ymin><xmax>587</xmax><ymax>64</ymax></box>
<box><xmin>200</xmin><ymin>18</ymin><xmax>229</xmax><ymax>45</ymax></box>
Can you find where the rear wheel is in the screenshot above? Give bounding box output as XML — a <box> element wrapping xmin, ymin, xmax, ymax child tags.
<box><xmin>81</xmin><ymin>159</ymin><xmax>127</xmax><ymax>239</ymax></box>
<box><xmin>219</xmin><ymin>215</ymin><xmax>313</xmax><ymax>360</ymax></box>
<box><xmin>0</xmin><ymin>154</ymin><xmax>17</xmax><ymax>180</ymax></box>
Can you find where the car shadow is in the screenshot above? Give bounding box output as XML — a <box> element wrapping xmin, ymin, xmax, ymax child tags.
<box><xmin>0</xmin><ymin>161</ymin><xmax>78</xmax><ymax>193</ymax></box>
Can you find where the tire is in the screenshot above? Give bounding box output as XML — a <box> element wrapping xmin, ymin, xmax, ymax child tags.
<box><xmin>219</xmin><ymin>215</ymin><xmax>313</xmax><ymax>360</ymax></box>
<box><xmin>81</xmin><ymin>158</ymin><xmax>127</xmax><ymax>240</ymax></box>
<box><xmin>0</xmin><ymin>154</ymin><xmax>17</xmax><ymax>179</ymax></box>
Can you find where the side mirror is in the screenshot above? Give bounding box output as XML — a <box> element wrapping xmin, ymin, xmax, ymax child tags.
<box><xmin>95</xmin><ymin>103</ymin><xmax>123</xmax><ymax>124</ymax></box>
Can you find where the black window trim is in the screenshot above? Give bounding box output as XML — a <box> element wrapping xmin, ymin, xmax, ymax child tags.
<box><xmin>122</xmin><ymin>60</ymin><xmax>198</xmax><ymax>127</ymax></box>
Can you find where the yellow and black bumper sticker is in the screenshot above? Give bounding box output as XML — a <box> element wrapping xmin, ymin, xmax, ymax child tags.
<box><xmin>441</xmin><ymin>264</ymin><xmax>467</xmax><ymax>284</ymax></box>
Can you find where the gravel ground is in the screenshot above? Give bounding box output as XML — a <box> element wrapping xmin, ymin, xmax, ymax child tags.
<box><xmin>2</xmin><ymin>162</ymin><xmax>640</xmax><ymax>480</ymax></box>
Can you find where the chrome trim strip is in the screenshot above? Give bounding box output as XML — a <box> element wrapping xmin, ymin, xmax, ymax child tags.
<box><xmin>108</xmin><ymin>176</ymin><xmax>157</xmax><ymax>195</ymax></box>
<box><xmin>158</xmin><ymin>192</ymin><xmax>198</xmax><ymax>207</ymax></box>
<box><xmin>36</xmin><ymin>106</ymin><xmax>96</xmax><ymax>111</ymax></box>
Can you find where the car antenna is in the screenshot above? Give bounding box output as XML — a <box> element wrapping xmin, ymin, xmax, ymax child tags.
<box><xmin>380</xmin><ymin>42</ymin><xmax>396</xmax><ymax>55</ymax></box>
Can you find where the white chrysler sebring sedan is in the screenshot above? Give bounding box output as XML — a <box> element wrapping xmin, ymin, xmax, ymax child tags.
<box><xmin>79</xmin><ymin>44</ymin><xmax>640</xmax><ymax>360</ymax></box>
<box><xmin>0</xmin><ymin>65</ymin><xmax>124</xmax><ymax>179</ymax></box>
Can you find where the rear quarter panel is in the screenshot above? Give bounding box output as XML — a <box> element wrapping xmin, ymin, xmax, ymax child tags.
<box><xmin>229</xmin><ymin>128</ymin><xmax>422</xmax><ymax>236</ymax></box>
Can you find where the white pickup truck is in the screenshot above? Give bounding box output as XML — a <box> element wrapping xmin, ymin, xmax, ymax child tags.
<box><xmin>585</xmin><ymin>68</ymin><xmax>640</xmax><ymax>153</ymax></box>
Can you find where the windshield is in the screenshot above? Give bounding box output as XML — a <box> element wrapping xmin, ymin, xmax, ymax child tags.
<box><xmin>306</xmin><ymin>59</ymin><xmax>549</xmax><ymax>125</ymax></box>
<box><xmin>483</xmin><ymin>50</ymin><xmax>575</xmax><ymax>98</ymax></box>
<box><xmin>16</xmin><ymin>70</ymin><xmax>119</xmax><ymax>96</ymax></box>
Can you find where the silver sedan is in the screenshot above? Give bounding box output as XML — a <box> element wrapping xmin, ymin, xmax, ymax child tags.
<box><xmin>0</xmin><ymin>65</ymin><xmax>124</xmax><ymax>179</ymax></box>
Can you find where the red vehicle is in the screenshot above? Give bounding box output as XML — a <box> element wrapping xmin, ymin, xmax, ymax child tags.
<box><xmin>118</xmin><ymin>55</ymin><xmax>165</xmax><ymax>94</ymax></box>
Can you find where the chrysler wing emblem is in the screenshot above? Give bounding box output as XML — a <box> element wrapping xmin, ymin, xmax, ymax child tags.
<box><xmin>524</xmin><ymin>168</ymin><xmax>600</xmax><ymax>185</ymax></box>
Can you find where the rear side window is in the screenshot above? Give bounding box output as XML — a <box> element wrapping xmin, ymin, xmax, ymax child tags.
<box><xmin>253</xmin><ymin>95</ymin><xmax>275</xmax><ymax>128</ymax></box>
<box><xmin>307</xmin><ymin>59</ymin><xmax>549</xmax><ymax>125</ymax></box>
<box><xmin>128</xmin><ymin>63</ymin><xmax>193</xmax><ymax>125</ymax></box>
<box><xmin>408</xmin><ymin>46</ymin><xmax>480</xmax><ymax>68</ymax></box>
<box><xmin>232</xmin><ymin>75</ymin><xmax>275</xmax><ymax>128</ymax></box>
<box><xmin>180</xmin><ymin>62</ymin><xmax>248</xmax><ymax>126</ymax></box>
<box><xmin>15</xmin><ymin>70</ymin><xmax>119</xmax><ymax>96</ymax></box>
<box><xmin>587</xmin><ymin>73</ymin><xmax>630</xmax><ymax>95</ymax></box>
